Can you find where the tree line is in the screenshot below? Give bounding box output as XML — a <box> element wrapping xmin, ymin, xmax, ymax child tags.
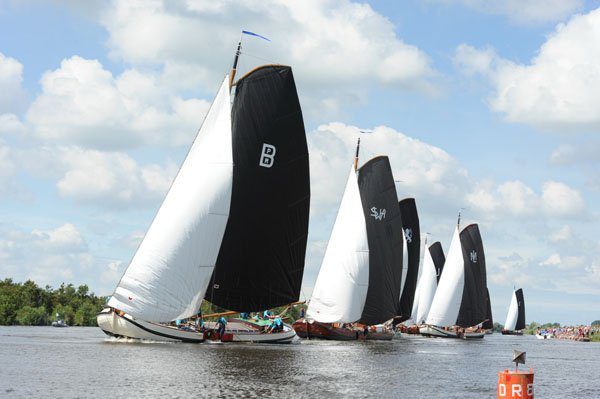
<box><xmin>0</xmin><ymin>279</ymin><xmax>106</xmax><ymax>326</ymax></box>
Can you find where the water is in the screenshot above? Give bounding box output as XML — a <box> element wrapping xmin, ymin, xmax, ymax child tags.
<box><xmin>0</xmin><ymin>327</ymin><xmax>598</xmax><ymax>398</ymax></box>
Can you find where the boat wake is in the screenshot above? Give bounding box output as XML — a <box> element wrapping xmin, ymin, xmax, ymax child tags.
<box><xmin>103</xmin><ymin>336</ymin><xmax>176</xmax><ymax>345</ymax></box>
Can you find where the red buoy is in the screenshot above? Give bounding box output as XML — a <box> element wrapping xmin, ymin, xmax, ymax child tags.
<box><xmin>497</xmin><ymin>369</ymin><xmax>534</xmax><ymax>398</ymax></box>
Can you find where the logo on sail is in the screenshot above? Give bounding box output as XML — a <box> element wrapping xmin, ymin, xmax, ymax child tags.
<box><xmin>259</xmin><ymin>143</ymin><xmax>276</xmax><ymax>168</ymax></box>
<box><xmin>404</xmin><ymin>228</ymin><xmax>413</xmax><ymax>243</ymax></box>
<box><xmin>470</xmin><ymin>250</ymin><xmax>478</xmax><ymax>263</ymax></box>
<box><xmin>370</xmin><ymin>207</ymin><xmax>386</xmax><ymax>221</ymax></box>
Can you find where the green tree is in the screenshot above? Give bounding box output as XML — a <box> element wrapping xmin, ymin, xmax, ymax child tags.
<box><xmin>16</xmin><ymin>306</ymin><xmax>48</xmax><ymax>326</ymax></box>
<box><xmin>591</xmin><ymin>320</ymin><xmax>600</xmax><ymax>326</ymax></box>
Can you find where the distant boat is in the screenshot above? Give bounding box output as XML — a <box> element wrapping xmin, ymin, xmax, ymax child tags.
<box><xmin>501</xmin><ymin>288</ymin><xmax>525</xmax><ymax>335</ymax></box>
<box><xmin>293</xmin><ymin>142</ymin><xmax>402</xmax><ymax>341</ymax></box>
<box><xmin>420</xmin><ymin>222</ymin><xmax>488</xmax><ymax>339</ymax></box>
<box><xmin>52</xmin><ymin>313</ymin><xmax>69</xmax><ymax>327</ymax></box>
<box><xmin>98</xmin><ymin>37</ymin><xmax>310</xmax><ymax>344</ymax></box>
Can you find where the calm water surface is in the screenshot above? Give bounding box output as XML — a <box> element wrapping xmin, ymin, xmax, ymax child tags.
<box><xmin>1</xmin><ymin>326</ymin><xmax>598</xmax><ymax>398</ymax></box>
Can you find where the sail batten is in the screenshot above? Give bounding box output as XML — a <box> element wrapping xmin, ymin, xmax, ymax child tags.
<box><xmin>108</xmin><ymin>77</ymin><xmax>233</xmax><ymax>322</ymax></box>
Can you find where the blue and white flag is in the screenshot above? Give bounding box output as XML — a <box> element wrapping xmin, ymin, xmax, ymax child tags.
<box><xmin>242</xmin><ymin>30</ymin><xmax>271</xmax><ymax>42</ymax></box>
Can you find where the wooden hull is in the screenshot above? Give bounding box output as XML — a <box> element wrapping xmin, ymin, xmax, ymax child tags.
<box><xmin>292</xmin><ymin>320</ymin><xmax>358</xmax><ymax>341</ymax></box>
<box><xmin>97</xmin><ymin>308</ymin><xmax>205</xmax><ymax>343</ymax></box>
<box><xmin>501</xmin><ymin>330</ymin><xmax>523</xmax><ymax>336</ymax></box>
<box><xmin>419</xmin><ymin>325</ymin><xmax>485</xmax><ymax>340</ymax></box>
<box><xmin>98</xmin><ymin>309</ymin><xmax>296</xmax><ymax>344</ymax></box>
<box><xmin>364</xmin><ymin>330</ymin><xmax>394</xmax><ymax>340</ymax></box>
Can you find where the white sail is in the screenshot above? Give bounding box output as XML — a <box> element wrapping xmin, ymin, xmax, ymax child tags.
<box><xmin>504</xmin><ymin>290</ymin><xmax>519</xmax><ymax>331</ymax></box>
<box><xmin>108</xmin><ymin>77</ymin><xmax>233</xmax><ymax>322</ymax></box>
<box><xmin>415</xmin><ymin>246</ymin><xmax>438</xmax><ymax>324</ymax></box>
<box><xmin>399</xmin><ymin>229</ymin><xmax>409</xmax><ymax>298</ymax></box>
<box><xmin>408</xmin><ymin>280</ymin><xmax>420</xmax><ymax>325</ymax></box>
<box><xmin>426</xmin><ymin>227</ymin><xmax>464</xmax><ymax>327</ymax></box>
<box><xmin>306</xmin><ymin>166</ymin><xmax>369</xmax><ymax>323</ymax></box>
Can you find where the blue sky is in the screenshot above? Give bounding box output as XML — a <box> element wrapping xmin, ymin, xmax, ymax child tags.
<box><xmin>0</xmin><ymin>0</ymin><xmax>598</xmax><ymax>325</ymax></box>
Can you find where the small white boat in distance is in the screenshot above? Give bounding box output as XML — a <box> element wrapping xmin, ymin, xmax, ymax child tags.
<box><xmin>51</xmin><ymin>320</ymin><xmax>69</xmax><ymax>328</ymax></box>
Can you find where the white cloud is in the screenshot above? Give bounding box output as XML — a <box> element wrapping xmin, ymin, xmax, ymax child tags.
<box><xmin>550</xmin><ymin>142</ymin><xmax>600</xmax><ymax>165</ymax></box>
<box><xmin>541</xmin><ymin>181</ymin><xmax>585</xmax><ymax>217</ymax></box>
<box><xmin>540</xmin><ymin>252</ymin><xmax>585</xmax><ymax>270</ymax></box>
<box><xmin>454</xmin><ymin>8</ymin><xmax>600</xmax><ymax>131</ymax></box>
<box><xmin>53</xmin><ymin>146</ymin><xmax>178</xmax><ymax>208</ymax></box>
<box><xmin>0</xmin><ymin>52</ymin><xmax>27</xmax><ymax>113</ymax></box>
<box><xmin>0</xmin><ymin>223</ymin><xmax>91</xmax><ymax>288</ymax></box>
<box><xmin>30</xmin><ymin>223</ymin><xmax>87</xmax><ymax>253</ymax></box>
<box><xmin>26</xmin><ymin>56</ymin><xmax>210</xmax><ymax>149</ymax></box>
<box><xmin>489</xmin><ymin>251</ymin><xmax>531</xmax><ymax>286</ymax></box>
<box><xmin>0</xmin><ymin>113</ymin><xmax>27</xmax><ymax>137</ymax></box>
<box><xmin>307</xmin><ymin>122</ymin><xmax>469</xmax><ymax>218</ymax></box>
<box><xmin>549</xmin><ymin>225</ymin><xmax>572</xmax><ymax>243</ymax></box>
<box><xmin>436</xmin><ymin>0</ymin><xmax>583</xmax><ymax>24</ymax></box>
<box><xmin>540</xmin><ymin>253</ymin><xmax>561</xmax><ymax>266</ymax></box>
<box><xmin>98</xmin><ymin>0</ymin><xmax>436</xmax><ymax>118</ymax></box>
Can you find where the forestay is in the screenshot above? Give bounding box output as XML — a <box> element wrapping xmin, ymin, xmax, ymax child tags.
<box><xmin>108</xmin><ymin>77</ymin><xmax>233</xmax><ymax>322</ymax></box>
<box><xmin>306</xmin><ymin>166</ymin><xmax>369</xmax><ymax>323</ymax></box>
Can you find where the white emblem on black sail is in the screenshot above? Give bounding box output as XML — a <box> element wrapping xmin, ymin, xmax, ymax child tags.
<box><xmin>470</xmin><ymin>250</ymin><xmax>478</xmax><ymax>263</ymax></box>
<box><xmin>370</xmin><ymin>207</ymin><xmax>387</xmax><ymax>220</ymax></box>
<box><xmin>404</xmin><ymin>228</ymin><xmax>413</xmax><ymax>243</ymax></box>
<box><xmin>259</xmin><ymin>143</ymin><xmax>276</xmax><ymax>168</ymax></box>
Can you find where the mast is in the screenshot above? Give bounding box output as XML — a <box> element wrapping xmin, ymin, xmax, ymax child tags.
<box><xmin>354</xmin><ymin>137</ymin><xmax>361</xmax><ymax>171</ymax></box>
<box><xmin>229</xmin><ymin>38</ymin><xmax>242</xmax><ymax>90</ymax></box>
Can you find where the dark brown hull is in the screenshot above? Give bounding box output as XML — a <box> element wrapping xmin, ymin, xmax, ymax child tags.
<box><xmin>363</xmin><ymin>331</ymin><xmax>394</xmax><ymax>340</ymax></box>
<box><xmin>501</xmin><ymin>330</ymin><xmax>523</xmax><ymax>336</ymax></box>
<box><xmin>292</xmin><ymin>320</ymin><xmax>358</xmax><ymax>341</ymax></box>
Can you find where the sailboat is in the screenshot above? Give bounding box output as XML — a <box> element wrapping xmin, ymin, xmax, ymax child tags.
<box><xmin>293</xmin><ymin>142</ymin><xmax>403</xmax><ymax>340</ymax></box>
<box><xmin>419</xmin><ymin>221</ymin><xmax>488</xmax><ymax>339</ymax></box>
<box><xmin>412</xmin><ymin>241</ymin><xmax>445</xmax><ymax>327</ymax></box>
<box><xmin>97</xmin><ymin>35</ymin><xmax>311</xmax><ymax>344</ymax></box>
<box><xmin>501</xmin><ymin>288</ymin><xmax>525</xmax><ymax>335</ymax></box>
<box><xmin>396</xmin><ymin>198</ymin><xmax>421</xmax><ymax>323</ymax></box>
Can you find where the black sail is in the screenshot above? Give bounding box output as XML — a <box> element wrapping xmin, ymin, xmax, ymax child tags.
<box><xmin>456</xmin><ymin>224</ymin><xmax>487</xmax><ymax>328</ymax></box>
<box><xmin>357</xmin><ymin>156</ymin><xmax>403</xmax><ymax>325</ymax></box>
<box><xmin>397</xmin><ymin>198</ymin><xmax>421</xmax><ymax>322</ymax></box>
<box><xmin>482</xmin><ymin>288</ymin><xmax>494</xmax><ymax>330</ymax></box>
<box><xmin>205</xmin><ymin>65</ymin><xmax>310</xmax><ymax>311</ymax></box>
<box><xmin>429</xmin><ymin>241</ymin><xmax>446</xmax><ymax>283</ymax></box>
<box><xmin>515</xmin><ymin>288</ymin><xmax>526</xmax><ymax>330</ymax></box>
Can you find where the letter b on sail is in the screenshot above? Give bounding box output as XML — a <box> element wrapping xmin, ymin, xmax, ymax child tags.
<box><xmin>259</xmin><ymin>143</ymin><xmax>276</xmax><ymax>168</ymax></box>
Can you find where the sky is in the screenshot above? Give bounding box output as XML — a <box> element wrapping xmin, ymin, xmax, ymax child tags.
<box><xmin>0</xmin><ymin>0</ymin><xmax>599</xmax><ymax>325</ymax></box>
